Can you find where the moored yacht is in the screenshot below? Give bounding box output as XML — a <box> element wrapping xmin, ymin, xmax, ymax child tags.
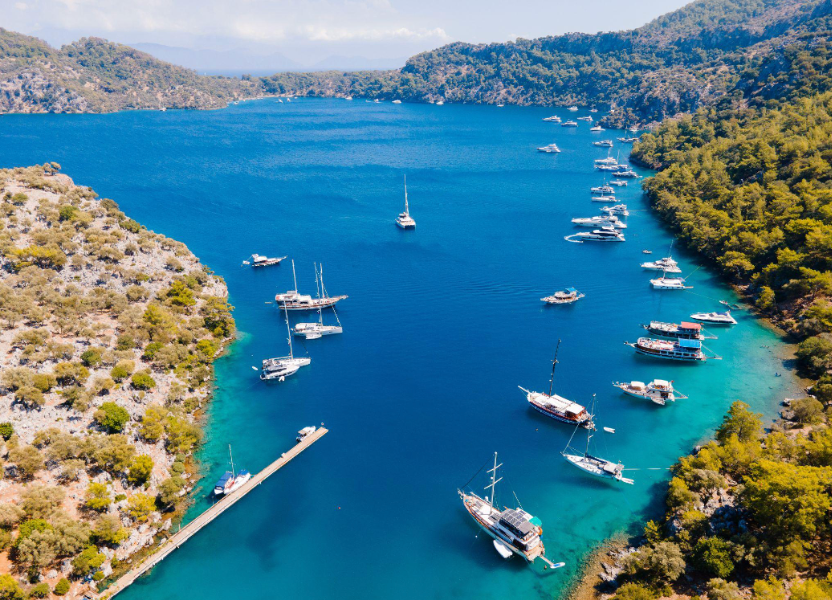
<box><xmin>643</xmin><ymin>320</ymin><xmax>714</xmax><ymax>340</ymax></box>
<box><xmin>650</xmin><ymin>275</ymin><xmax>691</xmax><ymax>290</ymax></box>
<box><xmin>292</xmin><ymin>264</ymin><xmax>344</xmax><ymax>339</ymax></box>
<box><xmin>601</xmin><ymin>204</ymin><xmax>629</xmax><ymax>216</ymax></box>
<box><xmin>392</xmin><ymin>99</ymin><xmax>402</xmax><ymax>104</ymax></box>
<box><xmin>593</xmin><ymin>140</ymin><xmax>614</xmax><ymax>147</ymax></box>
<box><xmin>609</xmin><ymin>180</ymin><xmax>627</xmax><ymax>186</ymax></box>
<box><xmin>261</xmin><ymin>304</ymin><xmax>311</xmax><ymax>381</ymax></box>
<box><xmin>626</xmin><ymin>337</ymin><xmax>713</xmax><ymax>362</ymax></box>
<box><xmin>213</xmin><ymin>445</ymin><xmax>251</xmax><ymax>496</ymax></box>
<box><xmin>395</xmin><ymin>175</ymin><xmax>416</xmax><ymax>229</ymax></box>
<box><xmin>571</xmin><ymin>215</ymin><xmax>626</xmax><ymax>229</ymax></box>
<box><xmin>689</xmin><ymin>310</ymin><xmax>737</xmax><ymax>325</ymax></box>
<box><xmin>589</xmin><ymin>125</ymin><xmax>604</xmax><ymax>132</ymax></box>
<box><xmin>541</xmin><ymin>287</ymin><xmax>585</xmax><ymax>304</ymax></box>
<box><xmin>566</xmin><ymin>225</ymin><xmax>625</xmax><ymax>242</ymax></box>
<box><xmin>537</xmin><ymin>143</ymin><xmax>561</xmax><ymax>153</ymax></box>
<box><xmin>562</xmin><ymin>395</ymin><xmax>634</xmax><ymax>484</ymax></box>
<box><xmin>613</xmin><ymin>379</ymin><xmax>686</xmax><ymax>406</ymax></box>
<box><xmin>543</xmin><ymin>115</ymin><xmax>562</xmax><ymax>122</ymax></box>
<box><xmin>591</xmin><ymin>195</ymin><xmax>618</xmax><ymax>203</ymax></box>
<box><xmin>275</xmin><ymin>260</ymin><xmax>348</xmax><ymax>310</ymax></box>
<box><xmin>613</xmin><ymin>169</ymin><xmax>639</xmax><ymax>178</ymax></box>
<box><xmin>244</xmin><ymin>254</ymin><xmax>287</xmax><ymax>268</ymax></box>
<box><xmin>577</xmin><ymin>115</ymin><xmax>593</xmax><ymax>122</ymax></box>
<box><xmin>641</xmin><ymin>257</ymin><xmax>681</xmax><ymax>273</ymax></box>
<box><xmin>520</xmin><ymin>341</ymin><xmax>594</xmax><ymax>429</ymax></box>
<box><xmin>594</xmin><ymin>157</ymin><xmax>618</xmax><ymax>166</ymax></box>
<box><xmin>590</xmin><ymin>184</ymin><xmax>615</xmax><ymax>194</ymax></box>
<box><xmin>567</xmin><ymin>106</ymin><xmax>578</xmax><ymax>111</ymax></box>
<box><xmin>459</xmin><ymin>453</ymin><xmax>561</xmax><ymax>567</ymax></box>
<box><xmin>562</xmin><ymin>120</ymin><xmax>578</xmax><ymax>127</ymax></box>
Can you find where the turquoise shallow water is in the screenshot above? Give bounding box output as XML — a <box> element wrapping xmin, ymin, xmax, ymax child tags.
<box><xmin>1</xmin><ymin>99</ymin><xmax>800</xmax><ymax>600</ymax></box>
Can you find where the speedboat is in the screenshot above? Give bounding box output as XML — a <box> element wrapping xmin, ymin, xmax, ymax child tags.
<box><xmin>593</xmin><ymin>140</ymin><xmax>614</xmax><ymax>147</ymax></box>
<box><xmin>562</xmin><ymin>120</ymin><xmax>578</xmax><ymax>127</ymax></box>
<box><xmin>689</xmin><ymin>311</ymin><xmax>737</xmax><ymax>325</ymax></box>
<box><xmin>543</xmin><ymin>115</ymin><xmax>562</xmax><ymax>122</ymax></box>
<box><xmin>296</xmin><ymin>426</ymin><xmax>317</xmax><ymax>443</ymax></box>
<box><xmin>567</xmin><ymin>106</ymin><xmax>578</xmax><ymax>111</ymax></box>
<box><xmin>590</xmin><ymin>125</ymin><xmax>604</xmax><ymax>132</ymax></box>
<box><xmin>571</xmin><ymin>215</ymin><xmax>626</xmax><ymax>229</ymax></box>
<box><xmin>392</xmin><ymin>99</ymin><xmax>402</xmax><ymax>104</ymax></box>
<box><xmin>590</xmin><ymin>184</ymin><xmax>615</xmax><ymax>194</ymax></box>
<box><xmin>591</xmin><ymin>195</ymin><xmax>618</xmax><ymax>202</ymax></box>
<box><xmin>641</xmin><ymin>257</ymin><xmax>682</xmax><ymax>273</ymax></box>
<box><xmin>650</xmin><ymin>275</ymin><xmax>691</xmax><ymax>290</ymax></box>
<box><xmin>613</xmin><ymin>379</ymin><xmax>686</xmax><ymax>406</ymax></box>
<box><xmin>601</xmin><ymin>204</ymin><xmax>629</xmax><ymax>216</ymax></box>
<box><xmin>537</xmin><ymin>143</ymin><xmax>561</xmax><ymax>153</ymax></box>
<box><xmin>625</xmin><ymin>337</ymin><xmax>713</xmax><ymax>362</ymax></box>
<box><xmin>541</xmin><ymin>287</ymin><xmax>585</xmax><ymax>304</ymax></box>
<box><xmin>566</xmin><ymin>226</ymin><xmax>625</xmax><ymax>242</ymax></box>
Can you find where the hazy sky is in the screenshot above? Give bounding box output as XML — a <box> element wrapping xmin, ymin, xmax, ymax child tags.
<box><xmin>5</xmin><ymin>0</ymin><xmax>692</xmax><ymax>65</ymax></box>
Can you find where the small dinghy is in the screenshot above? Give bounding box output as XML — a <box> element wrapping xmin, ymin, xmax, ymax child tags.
<box><xmin>603</xmin><ymin>427</ymin><xmax>615</xmax><ymax>434</ymax></box>
<box><xmin>493</xmin><ymin>539</ymin><xmax>514</xmax><ymax>559</ymax></box>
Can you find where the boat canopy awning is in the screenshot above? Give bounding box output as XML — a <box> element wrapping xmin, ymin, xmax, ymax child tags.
<box><xmin>678</xmin><ymin>338</ymin><xmax>701</xmax><ymax>349</ymax></box>
<box><xmin>653</xmin><ymin>379</ymin><xmax>670</xmax><ymax>387</ymax></box>
<box><xmin>680</xmin><ymin>322</ymin><xmax>701</xmax><ymax>330</ymax></box>
<box><xmin>565</xmin><ymin>403</ymin><xmax>585</xmax><ymax>415</ymax></box>
<box><xmin>630</xmin><ymin>381</ymin><xmax>645</xmax><ymax>389</ymax></box>
<box><xmin>566</xmin><ymin>287</ymin><xmax>577</xmax><ymax>293</ymax></box>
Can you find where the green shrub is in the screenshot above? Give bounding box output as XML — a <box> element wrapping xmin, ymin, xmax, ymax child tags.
<box><xmin>116</xmin><ymin>334</ymin><xmax>135</xmax><ymax>350</ymax></box>
<box><xmin>0</xmin><ymin>423</ymin><xmax>13</xmax><ymax>440</ymax></box>
<box><xmin>110</xmin><ymin>360</ymin><xmax>134</xmax><ymax>382</ymax></box>
<box><xmin>29</xmin><ymin>582</ymin><xmax>49</xmax><ymax>598</ymax></box>
<box><xmin>84</xmin><ymin>483</ymin><xmax>111</xmax><ymax>511</ymax></box>
<box><xmin>693</xmin><ymin>537</ymin><xmax>734</xmax><ymax>579</ymax></box>
<box><xmin>53</xmin><ymin>578</ymin><xmax>70</xmax><ymax>595</ymax></box>
<box><xmin>72</xmin><ymin>545</ymin><xmax>105</xmax><ymax>575</ymax></box>
<box><xmin>80</xmin><ymin>348</ymin><xmax>102</xmax><ymax>367</ymax></box>
<box><xmin>128</xmin><ymin>455</ymin><xmax>153</xmax><ymax>485</ymax></box>
<box><xmin>93</xmin><ymin>402</ymin><xmax>130</xmax><ymax>433</ymax></box>
<box><xmin>131</xmin><ymin>371</ymin><xmax>156</xmax><ymax>390</ymax></box>
<box><xmin>613</xmin><ymin>583</ymin><xmax>657</xmax><ymax>600</ymax></box>
<box><xmin>31</xmin><ymin>373</ymin><xmax>56</xmax><ymax>393</ymax></box>
<box><xmin>142</xmin><ymin>342</ymin><xmax>163</xmax><ymax>360</ymax></box>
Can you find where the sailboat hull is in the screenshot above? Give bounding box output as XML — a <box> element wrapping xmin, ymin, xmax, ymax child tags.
<box><xmin>562</xmin><ymin>453</ymin><xmax>634</xmax><ymax>484</ymax></box>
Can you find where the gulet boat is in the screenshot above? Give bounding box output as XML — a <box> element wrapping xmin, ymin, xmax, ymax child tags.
<box><xmin>541</xmin><ymin>287</ymin><xmax>585</xmax><ymax>304</ymax></box>
<box><xmin>625</xmin><ymin>337</ymin><xmax>718</xmax><ymax>362</ymax></box>
<box><xmin>292</xmin><ymin>264</ymin><xmax>344</xmax><ymax>339</ymax></box>
<box><xmin>275</xmin><ymin>260</ymin><xmax>348</xmax><ymax>310</ymax></box>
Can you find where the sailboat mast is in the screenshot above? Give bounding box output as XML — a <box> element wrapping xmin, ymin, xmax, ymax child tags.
<box><xmin>585</xmin><ymin>394</ymin><xmax>596</xmax><ymax>456</ymax></box>
<box><xmin>485</xmin><ymin>452</ymin><xmax>503</xmax><ymax>508</ymax></box>
<box><xmin>548</xmin><ymin>339</ymin><xmax>561</xmax><ymax>397</ymax></box>
<box><xmin>404</xmin><ymin>175</ymin><xmax>409</xmax><ymax>216</ymax></box>
<box><xmin>284</xmin><ymin>302</ymin><xmax>293</xmax><ymax>359</ymax></box>
<box><xmin>291</xmin><ymin>259</ymin><xmax>298</xmax><ymax>292</ymax></box>
<box><xmin>228</xmin><ymin>444</ymin><xmax>236</xmax><ymax>478</ymax></box>
<box><xmin>316</xmin><ymin>263</ymin><xmax>323</xmax><ymax>325</ymax></box>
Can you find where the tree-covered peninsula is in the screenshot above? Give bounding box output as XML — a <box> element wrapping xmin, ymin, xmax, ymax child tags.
<box><xmin>0</xmin><ymin>164</ymin><xmax>234</xmax><ymax>597</ymax></box>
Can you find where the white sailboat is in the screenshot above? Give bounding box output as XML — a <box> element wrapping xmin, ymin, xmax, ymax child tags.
<box><xmin>293</xmin><ymin>264</ymin><xmax>344</xmax><ymax>339</ymax></box>
<box><xmin>395</xmin><ymin>176</ymin><xmax>416</xmax><ymax>229</ymax></box>
<box><xmin>261</xmin><ymin>303</ymin><xmax>311</xmax><ymax>381</ymax></box>
<box><xmin>562</xmin><ymin>395</ymin><xmax>634</xmax><ymax>484</ymax></box>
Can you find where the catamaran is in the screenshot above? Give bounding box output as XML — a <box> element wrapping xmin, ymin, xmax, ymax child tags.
<box><xmin>565</xmin><ymin>226</ymin><xmax>625</xmax><ymax>242</ymax></box>
<box><xmin>459</xmin><ymin>453</ymin><xmax>562</xmax><ymax>567</ymax></box>
<box><xmin>520</xmin><ymin>341</ymin><xmax>594</xmax><ymax>429</ymax></box>
<box><xmin>293</xmin><ymin>264</ymin><xmax>344</xmax><ymax>339</ymax></box>
<box><xmin>562</xmin><ymin>395</ymin><xmax>634</xmax><ymax>484</ymax></box>
<box><xmin>537</xmin><ymin>143</ymin><xmax>561</xmax><ymax>153</ymax></box>
<box><xmin>243</xmin><ymin>254</ymin><xmax>287</xmax><ymax>268</ymax></box>
<box><xmin>213</xmin><ymin>445</ymin><xmax>251</xmax><ymax>496</ymax></box>
<box><xmin>261</xmin><ymin>303</ymin><xmax>311</xmax><ymax>381</ymax></box>
<box><xmin>571</xmin><ymin>215</ymin><xmax>626</xmax><ymax>229</ymax></box>
<box><xmin>541</xmin><ymin>287</ymin><xmax>585</xmax><ymax>304</ymax></box>
<box><xmin>642</xmin><ymin>320</ymin><xmax>715</xmax><ymax>340</ymax></box>
<box><xmin>625</xmin><ymin>337</ymin><xmax>715</xmax><ymax>362</ymax></box>
<box><xmin>601</xmin><ymin>204</ymin><xmax>629</xmax><ymax>216</ymax></box>
<box><xmin>650</xmin><ymin>274</ymin><xmax>692</xmax><ymax>290</ymax></box>
<box><xmin>613</xmin><ymin>380</ymin><xmax>686</xmax><ymax>406</ymax></box>
<box><xmin>275</xmin><ymin>260</ymin><xmax>348</xmax><ymax>310</ymax></box>
<box><xmin>689</xmin><ymin>310</ymin><xmax>737</xmax><ymax>325</ymax></box>
<box><xmin>395</xmin><ymin>176</ymin><xmax>416</xmax><ymax>229</ymax></box>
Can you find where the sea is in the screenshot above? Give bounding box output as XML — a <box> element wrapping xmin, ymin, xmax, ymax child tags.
<box><xmin>0</xmin><ymin>98</ymin><xmax>801</xmax><ymax>600</ymax></box>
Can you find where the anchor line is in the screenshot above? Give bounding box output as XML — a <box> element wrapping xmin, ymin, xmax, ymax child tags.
<box><xmin>460</xmin><ymin>457</ymin><xmax>492</xmax><ymax>490</ymax></box>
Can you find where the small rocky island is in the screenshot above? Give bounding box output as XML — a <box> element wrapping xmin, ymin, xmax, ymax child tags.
<box><xmin>0</xmin><ymin>164</ymin><xmax>234</xmax><ymax>598</ymax></box>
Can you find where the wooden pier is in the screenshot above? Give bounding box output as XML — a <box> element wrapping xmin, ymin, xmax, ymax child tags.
<box><xmin>98</xmin><ymin>427</ymin><xmax>328</xmax><ymax>599</ymax></box>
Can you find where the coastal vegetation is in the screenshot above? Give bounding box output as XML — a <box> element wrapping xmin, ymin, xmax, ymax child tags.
<box><xmin>596</xmin><ymin>401</ymin><xmax>832</xmax><ymax>600</ymax></box>
<box><xmin>0</xmin><ymin>165</ymin><xmax>234</xmax><ymax>596</ymax></box>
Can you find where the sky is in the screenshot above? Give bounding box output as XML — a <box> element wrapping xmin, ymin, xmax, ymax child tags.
<box><xmin>4</xmin><ymin>0</ymin><xmax>693</xmax><ymax>70</ymax></box>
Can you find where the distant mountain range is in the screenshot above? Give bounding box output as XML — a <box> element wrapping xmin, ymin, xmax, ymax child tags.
<box><xmin>3</xmin><ymin>0</ymin><xmax>832</xmax><ymax>122</ymax></box>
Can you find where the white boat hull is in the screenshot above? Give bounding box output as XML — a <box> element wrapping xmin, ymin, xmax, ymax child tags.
<box><xmin>563</xmin><ymin>453</ymin><xmax>634</xmax><ymax>484</ymax></box>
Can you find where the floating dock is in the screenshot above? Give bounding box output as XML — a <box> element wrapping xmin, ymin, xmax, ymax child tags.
<box><xmin>98</xmin><ymin>427</ymin><xmax>328</xmax><ymax>599</ymax></box>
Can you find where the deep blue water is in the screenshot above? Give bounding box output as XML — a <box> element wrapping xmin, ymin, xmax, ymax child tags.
<box><xmin>0</xmin><ymin>99</ymin><xmax>800</xmax><ymax>600</ymax></box>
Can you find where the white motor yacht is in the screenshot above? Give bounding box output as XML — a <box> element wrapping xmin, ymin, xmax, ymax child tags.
<box><xmin>601</xmin><ymin>204</ymin><xmax>629</xmax><ymax>216</ymax></box>
<box><xmin>689</xmin><ymin>310</ymin><xmax>737</xmax><ymax>325</ymax></box>
<box><xmin>590</xmin><ymin>125</ymin><xmax>604</xmax><ymax>132</ymax></box>
<box><xmin>591</xmin><ymin>184</ymin><xmax>615</xmax><ymax>194</ymax></box>
<box><xmin>609</xmin><ymin>180</ymin><xmax>627</xmax><ymax>186</ymax></box>
<box><xmin>537</xmin><ymin>143</ymin><xmax>561</xmax><ymax>153</ymax></box>
<box><xmin>543</xmin><ymin>115</ymin><xmax>562</xmax><ymax>122</ymax></box>
<box><xmin>567</xmin><ymin>106</ymin><xmax>578</xmax><ymax>111</ymax></box>
<box><xmin>650</xmin><ymin>275</ymin><xmax>691</xmax><ymax>290</ymax></box>
<box><xmin>591</xmin><ymin>195</ymin><xmax>618</xmax><ymax>202</ymax></box>
<box><xmin>613</xmin><ymin>379</ymin><xmax>686</xmax><ymax>406</ymax></box>
<box><xmin>577</xmin><ymin>115</ymin><xmax>593</xmax><ymax>122</ymax></box>
<box><xmin>562</xmin><ymin>120</ymin><xmax>578</xmax><ymax>127</ymax></box>
<box><xmin>565</xmin><ymin>225</ymin><xmax>625</xmax><ymax>242</ymax></box>
<box><xmin>641</xmin><ymin>257</ymin><xmax>682</xmax><ymax>273</ymax></box>
<box><xmin>593</xmin><ymin>140</ymin><xmax>614</xmax><ymax>147</ymax></box>
<box><xmin>571</xmin><ymin>215</ymin><xmax>626</xmax><ymax>229</ymax></box>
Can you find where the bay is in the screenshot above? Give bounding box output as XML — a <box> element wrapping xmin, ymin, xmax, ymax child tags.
<box><xmin>0</xmin><ymin>99</ymin><xmax>800</xmax><ymax>600</ymax></box>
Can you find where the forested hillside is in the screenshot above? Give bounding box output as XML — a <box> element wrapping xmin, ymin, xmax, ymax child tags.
<box><xmin>0</xmin><ymin>29</ymin><xmax>255</xmax><ymax>113</ymax></box>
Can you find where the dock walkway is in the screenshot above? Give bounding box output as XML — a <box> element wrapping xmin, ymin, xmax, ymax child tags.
<box><xmin>99</xmin><ymin>427</ymin><xmax>328</xmax><ymax>599</ymax></box>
